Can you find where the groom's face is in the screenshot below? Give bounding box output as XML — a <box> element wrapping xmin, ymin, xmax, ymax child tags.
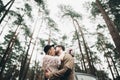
<box><xmin>55</xmin><ymin>47</ymin><xmax>60</xmax><ymax>55</ymax></box>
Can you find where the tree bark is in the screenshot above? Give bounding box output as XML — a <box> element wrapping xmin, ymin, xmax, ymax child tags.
<box><xmin>0</xmin><ymin>0</ymin><xmax>12</xmax><ymax>13</ymax></box>
<box><xmin>99</xmin><ymin>41</ymin><xmax>116</xmax><ymax>80</ymax></box>
<box><xmin>109</xmin><ymin>54</ymin><xmax>119</xmax><ymax>77</ymax></box>
<box><xmin>96</xmin><ymin>0</ymin><xmax>120</xmax><ymax>55</ymax></box>
<box><xmin>19</xmin><ymin>33</ymin><xmax>33</xmax><ymax>80</ymax></box>
<box><xmin>19</xmin><ymin>19</ymin><xmax>36</xmax><ymax>80</ymax></box>
<box><xmin>0</xmin><ymin>33</ymin><xmax>18</xmax><ymax>77</ymax></box>
<box><xmin>72</xmin><ymin>19</ymin><xmax>87</xmax><ymax>73</ymax></box>
<box><xmin>74</xmin><ymin>19</ymin><xmax>94</xmax><ymax>75</ymax></box>
<box><xmin>106</xmin><ymin>57</ymin><xmax>115</xmax><ymax>80</ymax></box>
<box><xmin>0</xmin><ymin>0</ymin><xmax>15</xmax><ymax>24</ymax></box>
<box><xmin>24</xmin><ymin>17</ymin><xmax>43</xmax><ymax>80</ymax></box>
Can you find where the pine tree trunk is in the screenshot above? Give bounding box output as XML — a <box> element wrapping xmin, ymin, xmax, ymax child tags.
<box><xmin>19</xmin><ymin>21</ymin><xmax>36</xmax><ymax>80</ymax></box>
<box><xmin>23</xmin><ymin>19</ymin><xmax>43</xmax><ymax>79</ymax></box>
<box><xmin>0</xmin><ymin>33</ymin><xmax>18</xmax><ymax>77</ymax></box>
<box><xmin>0</xmin><ymin>25</ymin><xmax>19</xmax><ymax>76</ymax></box>
<box><xmin>106</xmin><ymin>57</ymin><xmax>115</xmax><ymax>80</ymax></box>
<box><xmin>18</xmin><ymin>53</ymin><xmax>25</xmax><ymax>80</ymax></box>
<box><xmin>100</xmin><ymin>41</ymin><xmax>116</xmax><ymax>80</ymax></box>
<box><xmin>74</xmin><ymin>19</ymin><xmax>94</xmax><ymax>75</ymax></box>
<box><xmin>109</xmin><ymin>54</ymin><xmax>119</xmax><ymax>77</ymax></box>
<box><xmin>0</xmin><ymin>0</ymin><xmax>15</xmax><ymax>24</ymax></box>
<box><xmin>0</xmin><ymin>0</ymin><xmax>12</xmax><ymax>13</ymax></box>
<box><xmin>8</xmin><ymin>65</ymin><xmax>17</xmax><ymax>80</ymax></box>
<box><xmin>19</xmin><ymin>35</ymin><xmax>33</xmax><ymax>80</ymax></box>
<box><xmin>96</xmin><ymin>0</ymin><xmax>120</xmax><ymax>55</ymax></box>
<box><xmin>72</xmin><ymin>19</ymin><xmax>87</xmax><ymax>73</ymax></box>
<box><xmin>87</xmin><ymin>46</ymin><xmax>96</xmax><ymax>75</ymax></box>
<box><xmin>23</xmin><ymin>36</ymin><xmax>37</xmax><ymax>80</ymax></box>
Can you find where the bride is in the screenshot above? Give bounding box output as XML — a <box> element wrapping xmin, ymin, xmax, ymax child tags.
<box><xmin>42</xmin><ymin>45</ymin><xmax>62</xmax><ymax>80</ymax></box>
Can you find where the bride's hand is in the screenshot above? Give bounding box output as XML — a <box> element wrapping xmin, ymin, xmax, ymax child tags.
<box><xmin>45</xmin><ymin>70</ymin><xmax>51</xmax><ymax>78</ymax></box>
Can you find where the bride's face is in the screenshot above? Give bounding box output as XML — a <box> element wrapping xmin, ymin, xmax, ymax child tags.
<box><xmin>49</xmin><ymin>47</ymin><xmax>55</xmax><ymax>56</ymax></box>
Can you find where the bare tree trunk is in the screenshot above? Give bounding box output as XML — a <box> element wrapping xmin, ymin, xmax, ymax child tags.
<box><xmin>8</xmin><ymin>65</ymin><xmax>17</xmax><ymax>80</ymax></box>
<box><xmin>23</xmin><ymin>17</ymin><xmax>43</xmax><ymax>80</ymax></box>
<box><xmin>87</xmin><ymin>45</ymin><xmax>97</xmax><ymax>75</ymax></box>
<box><xmin>0</xmin><ymin>0</ymin><xmax>12</xmax><ymax>13</ymax></box>
<box><xmin>96</xmin><ymin>0</ymin><xmax>120</xmax><ymax>55</ymax></box>
<box><xmin>0</xmin><ymin>33</ymin><xmax>18</xmax><ymax>77</ymax></box>
<box><xmin>99</xmin><ymin>41</ymin><xmax>115</xmax><ymax>80</ymax></box>
<box><xmin>0</xmin><ymin>25</ymin><xmax>20</xmax><ymax>76</ymax></box>
<box><xmin>74</xmin><ymin>19</ymin><xmax>94</xmax><ymax>75</ymax></box>
<box><xmin>72</xmin><ymin>19</ymin><xmax>87</xmax><ymax>73</ymax></box>
<box><xmin>0</xmin><ymin>25</ymin><xmax>19</xmax><ymax>65</ymax></box>
<box><xmin>106</xmin><ymin>57</ymin><xmax>115</xmax><ymax>80</ymax></box>
<box><xmin>18</xmin><ymin>53</ymin><xmax>25</xmax><ymax>80</ymax></box>
<box><xmin>0</xmin><ymin>0</ymin><xmax>15</xmax><ymax>24</ymax></box>
<box><xmin>23</xmin><ymin>35</ymin><xmax>37</xmax><ymax>80</ymax></box>
<box><xmin>19</xmin><ymin>33</ymin><xmax>33</xmax><ymax>80</ymax></box>
<box><xmin>109</xmin><ymin>54</ymin><xmax>119</xmax><ymax>77</ymax></box>
<box><xmin>19</xmin><ymin>18</ymin><xmax>37</xmax><ymax>80</ymax></box>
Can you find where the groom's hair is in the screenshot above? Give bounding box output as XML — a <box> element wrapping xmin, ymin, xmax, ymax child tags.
<box><xmin>56</xmin><ymin>45</ymin><xmax>65</xmax><ymax>51</ymax></box>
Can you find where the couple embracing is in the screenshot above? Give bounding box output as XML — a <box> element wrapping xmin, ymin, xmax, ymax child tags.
<box><xmin>42</xmin><ymin>45</ymin><xmax>74</xmax><ymax>80</ymax></box>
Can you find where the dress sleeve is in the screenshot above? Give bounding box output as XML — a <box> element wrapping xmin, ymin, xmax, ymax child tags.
<box><xmin>54</xmin><ymin>56</ymin><xmax>61</xmax><ymax>67</ymax></box>
<box><xmin>42</xmin><ymin>55</ymin><xmax>61</xmax><ymax>70</ymax></box>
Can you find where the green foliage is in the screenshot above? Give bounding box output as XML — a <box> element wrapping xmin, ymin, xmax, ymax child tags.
<box><xmin>34</xmin><ymin>0</ymin><xmax>44</xmax><ymax>5</ymax></box>
<box><xmin>96</xmin><ymin>33</ymin><xmax>106</xmax><ymax>52</ymax></box>
<box><xmin>39</xmin><ymin>38</ymin><xmax>45</xmax><ymax>48</ymax></box>
<box><xmin>0</xmin><ymin>30</ymin><xmax>24</xmax><ymax>76</ymax></box>
<box><xmin>96</xmin><ymin>70</ymin><xmax>110</xmax><ymax>80</ymax></box>
<box><xmin>60</xmin><ymin>5</ymin><xmax>82</xmax><ymax>20</ymax></box>
<box><xmin>3</xmin><ymin>30</ymin><xmax>14</xmax><ymax>45</ymax></box>
<box><xmin>34</xmin><ymin>0</ymin><xmax>45</xmax><ymax>10</ymax></box>
<box><xmin>72</xmin><ymin>31</ymin><xmax>78</xmax><ymax>41</ymax></box>
<box><xmin>0</xmin><ymin>46</ymin><xmax>4</xmax><ymax>61</ymax></box>
<box><xmin>44</xmin><ymin>16</ymin><xmax>59</xmax><ymax>32</ymax></box>
<box><xmin>96</xmin><ymin>24</ymin><xmax>106</xmax><ymax>30</ymax></box>
<box><xmin>8</xmin><ymin>11</ymin><xmax>24</xmax><ymax>25</ymax></box>
<box><xmin>0</xmin><ymin>0</ymin><xmax>5</xmax><ymax>15</ymax></box>
<box><xmin>9</xmin><ymin>10</ymin><xmax>19</xmax><ymax>16</ymax></box>
<box><xmin>108</xmin><ymin>0</ymin><xmax>120</xmax><ymax>32</ymax></box>
<box><xmin>91</xmin><ymin>2</ymin><xmax>100</xmax><ymax>17</ymax></box>
<box><xmin>45</xmin><ymin>17</ymin><xmax>56</xmax><ymax>27</ymax></box>
<box><xmin>91</xmin><ymin>0</ymin><xmax>120</xmax><ymax>32</ymax></box>
<box><xmin>74</xmin><ymin>63</ymin><xmax>81</xmax><ymax>72</ymax></box>
<box><xmin>44</xmin><ymin>9</ymin><xmax>50</xmax><ymax>15</ymax></box>
<box><xmin>0</xmin><ymin>0</ymin><xmax>4</xmax><ymax>9</ymax></box>
<box><xmin>21</xmin><ymin>23</ymin><xmax>31</xmax><ymax>37</ymax></box>
<box><xmin>13</xmin><ymin>14</ymin><xmax>24</xmax><ymax>25</ymax></box>
<box><xmin>105</xmin><ymin>43</ymin><xmax>114</xmax><ymax>49</ymax></box>
<box><xmin>24</xmin><ymin>3</ymin><xmax>32</xmax><ymax>18</ymax></box>
<box><xmin>62</xmin><ymin>35</ymin><xmax>67</xmax><ymax>40</ymax></box>
<box><xmin>25</xmin><ymin>3</ymin><xmax>32</xmax><ymax>12</ymax></box>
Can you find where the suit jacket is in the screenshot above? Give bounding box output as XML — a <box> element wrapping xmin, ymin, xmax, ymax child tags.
<box><xmin>49</xmin><ymin>53</ymin><xmax>74</xmax><ymax>80</ymax></box>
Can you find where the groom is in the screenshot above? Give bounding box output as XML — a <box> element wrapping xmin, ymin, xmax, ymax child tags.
<box><xmin>45</xmin><ymin>45</ymin><xmax>74</xmax><ymax>80</ymax></box>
